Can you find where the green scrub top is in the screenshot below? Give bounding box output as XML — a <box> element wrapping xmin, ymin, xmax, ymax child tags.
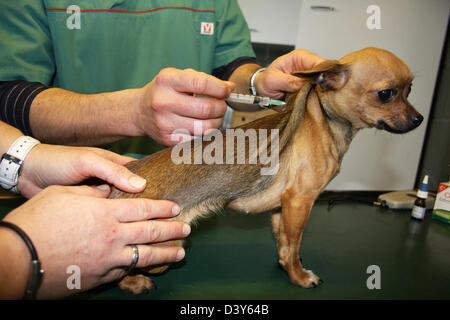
<box><xmin>0</xmin><ymin>0</ymin><xmax>255</xmax><ymax>155</ymax></box>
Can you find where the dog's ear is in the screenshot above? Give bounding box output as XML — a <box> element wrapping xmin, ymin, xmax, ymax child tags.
<box><xmin>292</xmin><ymin>60</ymin><xmax>351</xmax><ymax>91</ymax></box>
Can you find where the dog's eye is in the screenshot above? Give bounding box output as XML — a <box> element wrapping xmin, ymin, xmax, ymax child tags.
<box><xmin>377</xmin><ymin>89</ymin><xmax>397</xmax><ymax>103</ymax></box>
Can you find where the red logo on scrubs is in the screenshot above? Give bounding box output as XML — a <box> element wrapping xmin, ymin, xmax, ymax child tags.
<box><xmin>201</xmin><ymin>22</ymin><xmax>214</xmax><ymax>35</ymax></box>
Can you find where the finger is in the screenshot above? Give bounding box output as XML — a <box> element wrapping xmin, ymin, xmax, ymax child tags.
<box><xmin>93</xmin><ymin>184</ymin><xmax>112</xmax><ymax>195</ymax></box>
<box><xmin>277</xmin><ymin>72</ymin><xmax>304</xmax><ymax>93</ymax></box>
<box><xmin>119</xmin><ymin>244</ymin><xmax>185</xmax><ymax>269</ymax></box>
<box><xmin>271</xmin><ymin>49</ymin><xmax>325</xmax><ymax>74</ymax></box>
<box><xmin>168</xmin><ymin>95</ymin><xmax>228</xmax><ymax>120</ymax></box>
<box><xmin>138</xmin><ymin>245</ymin><xmax>186</xmax><ymax>267</ymax></box>
<box><xmin>261</xmin><ymin>69</ymin><xmax>303</xmax><ymax>98</ymax></box>
<box><xmin>298</xmin><ymin>51</ymin><xmax>326</xmax><ymax>70</ymax></box>
<box><xmin>164</xmin><ymin>115</ymin><xmax>224</xmax><ymax>137</ymax></box>
<box><xmin>172</xmin><ymin>69</ymin><xmax>234</xmax><ymax>98</ymax></box>
<box><xmin>286</xmin><ymin>49</ymin><xmax>325</xmax><ymax>71</ymax></box>
<box><xmin>122</xmin><ymin>220</ymin><xmax>190</xmax><ymax>244</ymax></box>
<box><xmin>80</xmin><ymin>155</ymin><xmax>146</xmax><ymax>193</ymax></box>
<box><xmin>167</xmin><ymin>131</ymin><xmax>195</xmax><ymax>146</ymax></box>
<box><xmin>112</xmin><ymin>198</ymin><xmax>181</xmax><ymax>222</ymax></box>
<box><xmin>117</xmin><ymin>155</ymin><xmax>139</xmax><ymax>165</ymax></box>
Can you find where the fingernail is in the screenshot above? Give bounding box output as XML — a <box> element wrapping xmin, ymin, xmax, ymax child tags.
<box><xmin>176</xmin><ymin>249</ymin><xmax>185</xmax><ymax>261</ymax></box>
<box><xmin>96</xmin><ymin>184</ymin><xmax>110</xmax><ymax>192</ymax></box>
<box><xmin>129</xmin><ymin>176</ymin><xmax>146</xmax><ymax>189</ymax></box>
<box><xmin>182</xmin><ymin>224</ymin><xmax>191</xmax><ymax>235</ymax></box>
<box><xmin>172</xmin><ymin>205</ymin><xmax>181</xmax><ymax>216</ymax></box>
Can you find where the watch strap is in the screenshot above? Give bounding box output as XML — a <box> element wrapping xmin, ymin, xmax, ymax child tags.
<box><xmin>0</xmin><ymin>136</ymin><xmax>40</xmax><ymax>193</ymax></box>
<box><xmin>250</xmin><ymin>67</ymin><xmax>266</xmax><ymax>96</ymax></box>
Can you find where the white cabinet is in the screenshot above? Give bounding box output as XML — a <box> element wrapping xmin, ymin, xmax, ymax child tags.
<box><xmin>295</xmin><ymin>0</ymin><xmax>449</xmax><ymax>190</ymax></box>
<box><xmin>237</xmin><ymin>0</ymin><xmax>301</xmax><ymax>45</ymax></box>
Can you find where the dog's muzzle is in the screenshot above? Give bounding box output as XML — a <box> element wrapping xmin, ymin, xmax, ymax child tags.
<box><xmin>378</xmin><ymin>112</ymin><xmax>423</xmax><ymax>134</ymax></box>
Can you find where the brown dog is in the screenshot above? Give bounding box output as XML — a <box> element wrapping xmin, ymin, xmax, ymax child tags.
<box><xmin>110</xmin><ymin>47</ymin><xmax>423</xmax><ymax>294</ymax></box>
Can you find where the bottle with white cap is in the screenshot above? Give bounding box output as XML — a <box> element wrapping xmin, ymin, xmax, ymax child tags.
<box><xmin>411</xmin><ymin>175</ymin><xmax>429</xmax><ymax>220</ymax></box>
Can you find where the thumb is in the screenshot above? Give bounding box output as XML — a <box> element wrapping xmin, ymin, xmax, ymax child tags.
<box><xmin>258</xmin><ymin>68</ymin><xmax>303</xmax><ymax>98</ymax></box>
<box><xmin>272</xmin><ymin>69</ymin><xmax>303</xmax><ymax>93</ymax></box>
<box><xmin>81</xmin><ymin>155</ymin><xmax>147</xmax><ymax>193</ymax></box>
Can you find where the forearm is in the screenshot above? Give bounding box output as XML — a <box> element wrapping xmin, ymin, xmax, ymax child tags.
<box><xmin>30</xmin><ymin>87</ymin><xmax>144</xmax><ymax>146</ymax></box>
<box><xmin>228</xmin><ymin>63</ymin><xmax>261</xmax><ymax>94</ymax></box>
<box><xmin>0</xmin><ymin>121</ymin><xmax>23</xmax><ymax>155</ymax></box>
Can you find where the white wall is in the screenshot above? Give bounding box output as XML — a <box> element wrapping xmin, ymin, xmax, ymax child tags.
<box><xmin>237</xmin><ymin>0</ymin><xmax>301</xmax><ymax>45</ymax></box>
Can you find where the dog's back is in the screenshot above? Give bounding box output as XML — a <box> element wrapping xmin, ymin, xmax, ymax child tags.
<box><xmin>109</xmin><ymin>83</ymin><xmax>313</xmax><ymax>223</ymax></box>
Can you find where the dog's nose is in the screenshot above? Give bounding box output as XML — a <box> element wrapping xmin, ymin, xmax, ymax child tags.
<box><xmin>411</xmin><ymin>114</ymin><xmax>424</xmax><ymax>127</ymax></box>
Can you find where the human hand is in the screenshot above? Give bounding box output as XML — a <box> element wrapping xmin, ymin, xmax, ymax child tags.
<box><xmin>136</xmin><ymin>68</ymin><xmax>235</xmax><ymax>146</ymax></box>
<box><xmin>17</xmin><ymin>144</ymin><xmax>147</xmax><ymax>199</ymax></box>
<box><xmin>254</xmin><ymin>49</ymin><xmax>326</xmax><ymax>99</ymax></box>
<box><xmin>1</xmin><ymin>185</ymin><xmax>190</xmax><ymax>299</ymax></box>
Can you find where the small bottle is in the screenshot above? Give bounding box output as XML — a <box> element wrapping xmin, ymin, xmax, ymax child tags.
<box><xmin>411</xmin><ymin>175</ymin><xmax>429</xmax><ymax>220</ymax></box>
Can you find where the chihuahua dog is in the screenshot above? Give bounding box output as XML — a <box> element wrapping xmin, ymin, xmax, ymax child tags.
<box><xmin>110</xmin><ymin>47</ymin><xmax>423</xmax><ymax>294</ymax></box>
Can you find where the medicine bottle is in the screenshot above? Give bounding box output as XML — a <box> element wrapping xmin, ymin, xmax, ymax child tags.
<box><xmin>411</xmin><ymin>175</ymin><xmax>428</xmax><ymax>220</ymax></box>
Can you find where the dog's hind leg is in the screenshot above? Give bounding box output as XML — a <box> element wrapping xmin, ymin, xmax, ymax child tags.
<box><xmin>142</xmin><ymin>239</ymin><xmax>183</xmax><ymax>274</ymax></box>
<box><xmin>278</xmin><ymin>188</ymin><xmax>321</xmax><ymax>288</ymax></box>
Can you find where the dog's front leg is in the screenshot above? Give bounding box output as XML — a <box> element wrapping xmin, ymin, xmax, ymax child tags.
<box><xmin>278</xmin><ymin>188</ymin><xmax>321</xmax><ymax>288</ymax></box>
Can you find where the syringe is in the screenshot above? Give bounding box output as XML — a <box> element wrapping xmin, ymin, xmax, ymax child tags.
<box><xmin>225</xmin><ymin>93</ymin><xmax>285</xmax><ymax>110</ymax></box>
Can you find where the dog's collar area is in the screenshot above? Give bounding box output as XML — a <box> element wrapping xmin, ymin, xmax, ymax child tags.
<box><xmin>314</xmin><ymin>90</ymin><xmax>356</xmax><ymax>147</ymax></box>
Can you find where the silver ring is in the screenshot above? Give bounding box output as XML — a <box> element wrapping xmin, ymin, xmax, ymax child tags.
<box><xmin>126</xmin><ymin>245</ymin><xmax>139</xmax><ymax>274</ymax></box>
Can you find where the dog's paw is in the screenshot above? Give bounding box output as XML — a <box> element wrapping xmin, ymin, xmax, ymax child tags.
<box><xmin>118</xmin><ymin>274</ymin><xmax>155</xmax><ymax>294</ymax></box>
<box><xmin>302</xmin><ymin>269</ymin><xmax>323</xmax><ymax>288</ymax></box>
<box><xmin>289</xmin><ymin>269</ymin><xmax>323</xmax><ymax>288</ymax></box>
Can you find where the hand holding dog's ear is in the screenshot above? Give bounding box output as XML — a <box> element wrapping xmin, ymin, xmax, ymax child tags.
<box><xmin>254</xmin><ymin>49</ymin><xmax>325</xmax><ymax>99</ymax></box>
<box><xmin>292</xmin><ymin>61</ymin><xmax>351</xmax><ymax>91</ymax></box>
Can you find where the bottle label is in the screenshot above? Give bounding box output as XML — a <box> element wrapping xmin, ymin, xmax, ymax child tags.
<box><xmin>417</xmin><ymin>190</ymin><xmax>428</xmax><ymax>199</ymax></box>
<box><xmin>412</xmin><ymin>205</ymin><xmax>426</xmax><ymax>220</ymax></box>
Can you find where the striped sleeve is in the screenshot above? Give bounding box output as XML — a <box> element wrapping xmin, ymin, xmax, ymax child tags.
<box><xmin>0</xmin><ymin>80</ymin><xmax>50</xmax><ymax>136</ymax></box>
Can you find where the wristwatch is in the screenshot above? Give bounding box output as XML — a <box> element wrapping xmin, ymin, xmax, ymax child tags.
<box><xmin>250</xmin><ymin>67</ymin><xmax>266</xmax><ymax>96</ymax></box>
<box><xmin>0</xmin><ymin>136</ymin><xmax>40</xmax><ymax>194</ymax></box>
